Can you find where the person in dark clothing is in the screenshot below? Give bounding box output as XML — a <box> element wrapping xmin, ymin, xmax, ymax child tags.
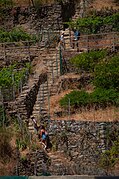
<box><xmin>74</xmin><ymin>29</ymin><xmax>80</xmax><ymax>41</ymax></box>
<box><xmin>73</xmin><ymin>28</ymin><xmax>80</xmax><ymax>52</ymax></box>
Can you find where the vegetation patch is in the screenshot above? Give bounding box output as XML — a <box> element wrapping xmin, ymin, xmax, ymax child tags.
<box><xmin>60</xmin><ymin>50</ymin><xmax>119</xmax><ymax>112</ymax></box>
<box><xmin>59</xmin><ymin>88</ymin><xmax>119</xmax><ymax>109</ymax></box>
<box><xmin>0</xmin><ymin>62</ymin><xmax>31</xmax><ymax>88</ymax></box>
<box><xmin>70</xmin><ymin>50</ymin><xmax>107</xmax><ymax>72</ymax></box>
<box><xmin>66</xmin><ymin>12</ymin><xmax>119</xmax><ymax>34</ymax></box>
<box><xmin>90</xmin><ymin>88</ymin><xmax>119</xmax><ymax>107</ymax></box>
<box><xmin>0</xmin><ymin>27</ymin><xmax>38</xmax><ymax>43</ymax></box>
<box><xmin>59</xmin><ymin>90</ymin><xmax>89</xmax><ymax>108</ymax></box>
<box><xmin>93</xmin><ymin>54</ymin><xmax>119</xmax><ymax>90</ymax></box>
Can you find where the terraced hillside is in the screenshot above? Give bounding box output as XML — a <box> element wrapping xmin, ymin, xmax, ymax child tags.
<box><xmin>0</xmin><ymin>0</ymin><xmax>119</xmax><ymax>176</ymax></box>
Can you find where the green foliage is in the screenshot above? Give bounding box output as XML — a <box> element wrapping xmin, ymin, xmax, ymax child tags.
<box><xmin>65</xmin><ymin>12</ymin><xmax>119</xmax><ymax>34</ymax></box>
<box><xmin>59</xmin><ymin>89</ymin><xmax>119</xmax><ymax>108</ymax></box>
<box><xmin>15</xmin><ymin>120</ymin><xmax>31</xmax><ymax>151</ymax></box>
<box><xmin>59</xmin><ymin>90</ymin><xmax>90</xmax><ymax>108</ymax></box>
<box><xmin>90</xmin><ymin>88</ymin><xmax>119</xmax><ymax>106</ymax></box>
<box><xmin>0</xmin><ymin>27</ymin><xmax>38</xmax><ymax>43</ymax></box>
<box><xmin>70</xmin><ymin>50</ymin><xmax>107</xmax><ymax>72</ymax></box>
<box><xmin>16</xmin><ymin>138</ymin><xmax>27</xmax><ymax>150</ymax></box>
<box><xmin>93</xmin><ymin>55</ymin><xmax>119</xmax><ymax>90</ymax></box>
<box><xmin>0</xmin><ymin>62</ymin><xmax>31</xmax><ymax>88</ymax></box>
<box><xmin>0</xmin><ymin>0</ymin><xmax>13</xmax><ymax>7</ymax></box>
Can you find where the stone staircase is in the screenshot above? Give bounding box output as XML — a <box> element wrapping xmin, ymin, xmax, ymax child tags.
<box><xmin>3</xmin><ymin>23</ymin><xmax>83</xmax><ymax>133</ymax></box>
<box><xmin>5</xmin><ymin>49</ymin><xmax>48</xmax><ymax>122</ymax></box>
<box><xmin>28</xmin><ymin>28</ymin><xmax>83</xmax><ymax>132</ymax></box>
<box><xmin>72</xmin><ymin>0</ymin><xmax>90</xmax><ymax>21</ymax></box>
<box><xmin>72</xmin><ymin>2</ymin><xmax>82</xmax><ymax>21</ymax></box>
<box><xmin>28</xmin><ymin>48</ymin><xmax>61</xmax><ymax>132</ymax></box>
<box><xmin>47</xmin><ymin>151</ymin><xmax>74</xmax><ymax>175</ymax></box>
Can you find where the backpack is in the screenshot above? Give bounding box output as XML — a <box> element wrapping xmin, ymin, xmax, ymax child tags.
<box><xmin>74</xmin><ymin>30</ymin><xmax>80</xmax><ymax>40</ymax></box>
<box><xmin>42</xmin><ymin>133</ymin><xmax>47</xmax><ymax>140</ymax></box>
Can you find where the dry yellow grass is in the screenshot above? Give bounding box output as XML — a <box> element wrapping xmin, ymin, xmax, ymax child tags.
<box><xmin>49</xmin><ymin>90</ymin><xmax>119</xmax><ymax>122</ymax></box>
<box><xmin>90</xmin><ymin>0</ymin><xmax>119</xmax><ymax>10</ymax></box>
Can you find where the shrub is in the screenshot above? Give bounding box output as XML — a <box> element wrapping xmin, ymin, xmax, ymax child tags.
<box><xmin>90</xmin><ymin>88</ymin><xmax>119</xmax><ymax>107</ymax></box>
<box><xmin>65</xmin><ymin>12</ymin><xmax>119</xmax><ymax>34</ymax></box>
<box><xmin>59</xmin><ymin>90</ymin><xmax>90</xmax><ymax>108</ymax></box>
<box><xmin>93</xmin><ymin>55</ymin><xmax>119</xmax><ymax>90</ymax></box>
<box><xmin>0</xmin><ymin>62</ymin><xmax>31</xmax><ymax>87</ymax></box>
<box><xmin>59</xmin><ymin>88</ymin><xmax>119</xmax><ymax>109</ymax></box>
<box><xmin>0</xmin><ymin>27</ymin><xmax>38</xmax><ymax>43</ymax></box>
<box><xmin>70</xmin><ymin>50</ymin><xmax>107</xmax><ymax>72</ymax></box>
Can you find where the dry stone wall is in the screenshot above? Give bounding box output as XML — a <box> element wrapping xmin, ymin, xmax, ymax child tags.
<box><xmin>24</xmin><ymin>73</ymin><xmax>47</xmax><ymax>118</ymax></box>
<box><xmin>16</xmin><ymin>120</ymin><xmax>119</xmax><ymax>176</ymax></box>
<box><xmin>0</xmin><ymin>4</ymin><xmax>63</xmax><ymax>31</ymax></box>
<box><xmin>47</xmin><ymin>120</ymin><xmax>119</xmax><ymax>175</ymax></box>
<box><xmin>16</xmin><ymin>150</ymin><xmax>49</xmax><ymax>176</ymax></box>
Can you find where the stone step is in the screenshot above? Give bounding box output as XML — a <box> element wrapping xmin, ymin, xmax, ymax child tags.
<box><xmin>40</xmin><ymin>111</ymin><xmax>47</xmax><ymax>115</ymax></box>
<box><xmin>40</xmin><ymin>86</ymin><xmax>48</xmax><ymax>90</ymax></box>
<box><xmin>48</xmin><ymin>65</ymin><xmax>59</xmax><ymax>69</ymax></box>
<box><xmin>38</xmin><ymin>92</ymin><xmax>48</xmax><ymax>96</ymax></box>
<box><xmin>38</xmin><ymin>94</ymin><xmax>48</xmax><ymax>99</ymax></box>
<box><xmin>33</xmin><ymin>106</ymin><xmax>47</xmax><ymax>111</ymax></box>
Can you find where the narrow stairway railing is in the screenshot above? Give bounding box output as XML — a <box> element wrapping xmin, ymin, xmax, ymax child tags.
<box><xmin>64</xmin><ymin>31</ymin><xmax>119</xmax><ymax>52</ymax></box>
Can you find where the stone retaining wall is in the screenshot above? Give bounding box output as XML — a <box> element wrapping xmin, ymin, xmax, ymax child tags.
<box><xmin>24</xmin><ymin>73</ymin><xmax>47</xmax><ymax>118</ymax></box>
<box><xmin>17</xmin><ymin>120</ymin><xmax>119</xmax><ymax>176</ymax></box>
<box><xmin>0</xmin><ymin>4</ymin><xmax>62</xmax><ymax>31</ymax></box>
<box><xmin>47</xmin><ymin>120</ymin><xmax>119</xmax><ymax>175</ymax></box>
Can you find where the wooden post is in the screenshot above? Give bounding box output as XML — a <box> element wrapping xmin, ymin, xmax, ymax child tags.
<box><xmin>0</xmin><ymin>87</ymin><xmax>5</xmax><ymax>127</ymax></box>
<box><xmin>52</xmin><ymin>61</ymin><xmax>54</xmax><ymax>83</ymax></box>
<box><xmin>69</xmin><ymin>28</ymin><xmax>72</xmax><ymax>48</ymax></box>
<box><xmin>68</xmin><ymin>98</ymin><xmax>70</xmax><ymax>121</ymax></box>
<box><xmin>112</xmin><ymin>33</ymin><xmax>115</xmax><ymax>52</ymax></box>
<box><xmin>56</xmin><ymin>52</ymin><xmax>58</xmax><ymax>78</ymax></box>
<box><xmin>38</xmin><ymin>89</ymin><xmax>42</xmax><ymax>117</ymax></box>
<box><xmin>12</xmin><ymin>73</ymin><xmax>15</xmax><ymax>100</ymax></box>
<box><xmin>20</xmin><ymin>80</ymin><xmax>22</xmax><ymax>93</ymax></box>
<box><xmin>87</xmin><ymin>35</ymin><xmax>89</xmax><ymax>52</ymax></box>
<box><xmin>42</xmin><ymin>84</ymin><xmax>44</xmax><ymax>104</ymax></box>
<box><xmin>60</xmin><ymin>46</ymin><xmax>63</xmax><ymax>75</ymax></box>
<box><xmin>3</xmin><ymin>43</ymin><xmax>7</xmax><ymax>61</ymax></box>
<box><xmin>47</xmin><ymin>78</ymin><xmax>50</xmax><ymax>123</ymax></box>
<box><xmin>27</xmin><ymin>41</ymin><xmax>31</xmax><ymax>61</ymax></box>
